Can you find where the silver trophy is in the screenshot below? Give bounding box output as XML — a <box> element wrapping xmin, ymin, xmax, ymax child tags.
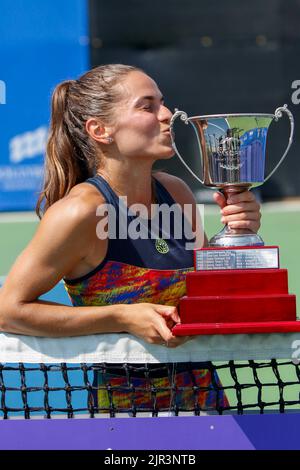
<box><xmin>170</xmin><ymin>105</ymin><xmax>294</xmax><ymax>247</ymax></box>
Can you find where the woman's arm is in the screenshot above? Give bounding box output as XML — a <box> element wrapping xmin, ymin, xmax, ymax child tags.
<box><xmin>0</xmin><ymin>190</ymin><xmax>117</xmax><ymax>336</ymax></box>
<box><xmin>0</xmin><ymin>187</ymin><xmax>185</xmax><ymax>346</ymax></box>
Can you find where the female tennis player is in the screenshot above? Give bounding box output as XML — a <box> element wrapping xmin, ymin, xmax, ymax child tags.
<box><xmin>0</xmin><ymin>65</ymin><xmax>260</xmax><ymax>411</ymax></box>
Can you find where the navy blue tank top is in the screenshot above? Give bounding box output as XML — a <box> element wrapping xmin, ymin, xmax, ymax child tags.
<box><xmin>64</xmin><ymin>174</ymin><xmax>194</xmax><ymax>307</ymax></box>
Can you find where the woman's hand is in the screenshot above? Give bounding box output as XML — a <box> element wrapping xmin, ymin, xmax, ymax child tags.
<box><xmin>120</xmin><ymin>303</ymin><xmax>189</xmax><ymax>348</ymax></box>
<box><xmin>213</xmin><ymin>190</ymin><xmax>261</xmax><ymax>234</ymax></box>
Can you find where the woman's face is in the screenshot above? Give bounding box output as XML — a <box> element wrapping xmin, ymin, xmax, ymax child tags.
<box><xmin>110</xmin><ymin>71</ymin><xmax>174</xmax><ymax>161</ymax></box>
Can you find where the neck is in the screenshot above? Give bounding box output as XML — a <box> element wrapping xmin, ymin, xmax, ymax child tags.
<box><xmin>96</xmin><ymin>159</ymin><xmax>155</xmax><ymax>207</ymax></box>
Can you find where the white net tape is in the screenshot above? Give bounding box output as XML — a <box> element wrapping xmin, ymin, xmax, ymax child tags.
<box><xmin>0</xmin><ymin>332</ymin><xmax>299</xmax><ymax>363</ymax></box>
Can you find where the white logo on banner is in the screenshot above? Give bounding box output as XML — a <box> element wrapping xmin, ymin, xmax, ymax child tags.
<box><xmin>9</xmin><ymin>126</ymin><xmax>48</xmax><ymax>163</ymax></box>
<box><xmin>0</xmin><ymin>80</ymin><xmax>6</xmax><ymax>104</ymax></box>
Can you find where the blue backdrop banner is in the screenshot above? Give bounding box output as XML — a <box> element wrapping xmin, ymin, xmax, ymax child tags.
<box><xmin>0</xmin><ymin>0</ymin><xmax>89</xmax><ymax>211</ymax></box>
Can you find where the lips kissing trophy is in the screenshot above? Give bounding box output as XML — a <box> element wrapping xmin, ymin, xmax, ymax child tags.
<box><xmin>170</xmin><ymin>105</ymin><xmax>300</xmax><ymax>335</ymax></box>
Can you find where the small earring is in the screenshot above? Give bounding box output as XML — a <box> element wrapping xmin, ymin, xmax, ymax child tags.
<box><xmin>106</xmin><ymin>137</ymin><xmax>114</xmax><ymax>143</ymax></box>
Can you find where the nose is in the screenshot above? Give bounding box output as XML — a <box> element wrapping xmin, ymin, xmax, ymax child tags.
<box><xmin>158</xmin><ymin>104</ymin><xmax>173</xmax><ymax>123</ymax></box>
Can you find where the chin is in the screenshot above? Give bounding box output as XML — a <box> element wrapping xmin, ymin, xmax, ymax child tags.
<box><xmin>158</xmin><ymin>146</ymin><xmax>175</xmax><ymax>159</ymax></box>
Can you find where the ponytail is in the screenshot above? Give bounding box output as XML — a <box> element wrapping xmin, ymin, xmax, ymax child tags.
<box><xmin>36</xmin><ymin>64</ymin><xmax>141</xmax><ymax>218</ymax></box>
<box><xmin>36</xmin><ymin>80</ymin><xmax>92</xmax><ymax>217</ymax></box>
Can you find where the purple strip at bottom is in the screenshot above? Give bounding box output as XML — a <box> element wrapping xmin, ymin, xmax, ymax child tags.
<box><xmin>0</xmin><ymin>415</ymin><xmax>254</xmax><ymax>450</ymax></box>
<box><xmin>1</xmin><ymin>414</ymin><xmax>300</xmax><ymax>450</ymax></box>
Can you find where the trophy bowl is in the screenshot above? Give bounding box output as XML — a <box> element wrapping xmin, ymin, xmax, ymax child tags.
<box><xmin>170</xmin><ymin>105</ymin><xmax>294</xmax><ymax>247</ymax></box>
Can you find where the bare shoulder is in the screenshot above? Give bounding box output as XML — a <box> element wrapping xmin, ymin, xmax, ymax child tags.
<box><xmin>35</xmin><ymin>182</ymin><xmax>106</xmax><ymax>258</ymax></box>
<box><xmin>0</xmin><ymin>182</ymin><xmax>107</xmax><ymax>303</ymax></box>
<box><xmin>153</xmin><ymin>171</ymin><xmax>196</xmax><ymax>206</ymax></box>
<box><xmin>42</xmin><ymin>182</ymin><xmax>105</xmax><ymax>227</ymax></box>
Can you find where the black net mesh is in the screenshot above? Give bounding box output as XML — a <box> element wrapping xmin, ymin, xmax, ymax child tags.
<box><xmin>1</xmin><ymin>360</ymin><xmax>300</xmax><ymax>419</ymax></box>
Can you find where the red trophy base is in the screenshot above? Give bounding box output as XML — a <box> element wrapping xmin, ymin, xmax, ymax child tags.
<box><xmin>173</xmin><ymin>321</ymin><xmax>300</xmax><ymax>336</ymax></box>
<box><xmin>173</xmin><ymin>246</ymin><xmax>299</xmax><ymax>336</ymax></box>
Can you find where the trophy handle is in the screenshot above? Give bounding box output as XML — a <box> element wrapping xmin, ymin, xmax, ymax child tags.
<box><xmin>263</xmin><ymin>104</ymin><xmax>294</xmax><ymax>184</ymax></box>
<box><xmin>170</xmin><ymin>109</ymin><xmax>204</xmax><ymax>185</ymax></box>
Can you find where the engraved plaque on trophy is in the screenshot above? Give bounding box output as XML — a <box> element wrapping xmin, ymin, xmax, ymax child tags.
<box><xmin>194</xmin><ymin>246</ymin><xmax>279</xmax><ymax>271</ymax></box>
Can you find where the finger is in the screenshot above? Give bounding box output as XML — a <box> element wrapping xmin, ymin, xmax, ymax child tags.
<box><xmin>150</xmin><ymin>330</ymin><xmax>173</xmax><ymax>345</ymax></box>
<box><xmin>158</xmin><ymin>328</ymin><xmax>174</xmax><ymax>343</ymax></box>
<box><xmin>165</xmin><ymin>317</ymin><xmax>177</xmax><ymax>330</ymax></box>
<box><xmin>153</xmin><ymin>316</ymin><xmax>176</xmax><ymax>342</ymax></box>
<box><xmin>163</xmin><ymin>310</ymin><xmax>181</xmax><ymax>325</ymax></box>
<box><xmin>166</xmin><ymin>335</ymin><xmax>191</xmax><ymax>348</ymax></box>
<box><xmin>221</xmin><ymin>202</ymin><xmax>261</xmax><ymax>216</ymax></box>
<box><xmin>213</xmin><ymin>191</ymin><xmax>227</xmax><ymax>209</ymax></box>
<box><xmin>227</xmin><ymin>220</ymin><xmax>261</xmax><ymax>232</ymax></box>
<box><xmin>226</xmin><ymin>190</ymin><xmax>256</xmax><ymax>204</ymax></box>
<box><xmin>155</xmin><ymin>305</ymin><xmax>180</xmax><ymax>323</ymax></box>
<box><xmin>221</xmin><ymin>211</ymin><xmax>261</xmax><ymax>224</ymax></box>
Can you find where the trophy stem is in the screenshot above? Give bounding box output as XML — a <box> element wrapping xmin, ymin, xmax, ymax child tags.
<box><xmin>209</xmin><ymin>185</ymin><xmax>265</xmax><ymax>247</ymax></box>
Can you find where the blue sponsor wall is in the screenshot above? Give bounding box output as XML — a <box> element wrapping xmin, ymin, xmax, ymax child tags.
<box><xmin>0</xmin><ymin>0</ymin><xmax>89</xmax><ymax>211</ymax></box>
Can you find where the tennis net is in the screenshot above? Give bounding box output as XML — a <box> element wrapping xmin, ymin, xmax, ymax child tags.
<box><xmin>0</xmin><ymin>332</ymin><xmax>300</xmax><ymax>418</ymax></box>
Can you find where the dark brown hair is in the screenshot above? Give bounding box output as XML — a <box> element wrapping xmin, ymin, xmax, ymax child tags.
<box><xmin>36</xmin><ymin>64</ymin><xmax>142</xmax><ymax>217</ymax></box>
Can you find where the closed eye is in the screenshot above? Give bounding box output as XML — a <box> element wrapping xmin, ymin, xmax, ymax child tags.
<box><xmin>136</xmin><ymin>95</ymin><xmax>165</xmax><ymax>111</ymax></box>
<box><xmin>142</xmin><ymin>101</ymin><xmax>166</xmax><ymax>112</ymax></box>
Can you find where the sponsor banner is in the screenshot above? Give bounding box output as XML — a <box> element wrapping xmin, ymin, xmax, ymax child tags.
<box><xmin>0</xmin><ymin>0</ymin><xmax>89</xmax><ymax>211</ymax></box>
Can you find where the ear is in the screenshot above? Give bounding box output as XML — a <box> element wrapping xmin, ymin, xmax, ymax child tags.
<box><xmin>85</xmin><ymin>118</ymin><xmax>114</xmax><ymax>144</ymax></box>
